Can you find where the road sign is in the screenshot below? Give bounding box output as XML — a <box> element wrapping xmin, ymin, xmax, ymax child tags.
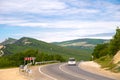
<box><xmin>24</xmin><ymin>57</ymin><xmax>36</xmax><ymax>65</ymax></box>
<box><xmin>24</xmin><ymin>57</ymin><xmax>33</xmax><ymax>61</ymax></box>
<box><xmin>24</xmin><ymin>57</ymin><xmax>35</xmax><ymax>61</ymax></box>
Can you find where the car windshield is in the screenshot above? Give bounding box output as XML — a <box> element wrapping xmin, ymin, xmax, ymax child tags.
<box><xmin>69</xmin><ymin>58</ymin><xmax>75</xmax><ymax>61</ymax></box>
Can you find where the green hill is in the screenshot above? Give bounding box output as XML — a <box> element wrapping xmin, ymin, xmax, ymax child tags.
<box><xmin>52</xmin><ymin>38</ymin><xmax>109</xmax><ymax>53</ymax></box>
<box><xmin>0</xmin><ymin>38</ymin><xmax>17</xmax><ymax>45</ymax></box>
<box><xmin>2</xmin><ymin>37</ymin><xmax>91</xmax><ymax>61</ymax></box>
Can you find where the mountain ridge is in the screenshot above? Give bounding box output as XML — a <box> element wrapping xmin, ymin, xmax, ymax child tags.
<box><xmin>85</xmin><ymin>32</ymin><xmax>115</xmax><ymax>37</ymax></box>
<box><xmin>0</xmin><ymin>38</ymin><xmax>17</xmax><ymax>45</ymax></box>
<box><xmin>52</xmin><ymin>38</ymin><xmax>109</xmax><ymax>51</ymax></box>
<box><xmin>1</xmin><ymin>37</ymin><xmax>91</xmax><ymax>60</ymax></box>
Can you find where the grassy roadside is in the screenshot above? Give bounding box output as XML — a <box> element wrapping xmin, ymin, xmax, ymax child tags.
<box><xmin>95</xmin><ymin>55</ymin><xmax>120</xmax><ymax>73</ymax></box>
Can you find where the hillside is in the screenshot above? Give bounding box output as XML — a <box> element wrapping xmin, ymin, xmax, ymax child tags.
<box><xmin>0</xmin><ymin>38</ymin><xmax>17</xmax><ymax>45</ymax></box>
<box><xmin>1</xmin><ymin>37</ymin><xmax>91</xmax><ymax>61</ymax></box>
<box><xmin>52</xmin><ymin>38</ymin><xmax>109</xmax><ymax>52</ymax></box>
<box><xmin>93</xmin><ymin>28</ymin><xmax>120</xmax><ymax>73</ymax></box>
<box><xmin>113</xmin><ymin>50</ymin><xmax>120</xmax><ymax>64</ymax></box>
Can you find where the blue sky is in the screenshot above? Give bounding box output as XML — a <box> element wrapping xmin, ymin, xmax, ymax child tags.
<box><xmin>0</xmin><ymin>0</ymin><xmax>120</xmax><ymax>42</ymax></box>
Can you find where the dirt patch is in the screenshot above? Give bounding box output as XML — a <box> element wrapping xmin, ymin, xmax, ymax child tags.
<box><xmin>0</xmin><ymin>68</ymin><xmax>29</xmax><ymax>80</ymax></box>
<box><xmin>79</xmin><ymin>61</ymin><xmax>120</xmax><ymax>80</ymax></box>
<box><xmin>113</xmin><ymin>50</ymin><xmax>120</xmax><ymax>64</ymax></box>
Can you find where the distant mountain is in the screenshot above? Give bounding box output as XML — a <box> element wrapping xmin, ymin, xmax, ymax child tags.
<box><xmin>85</xmin><ymin>32</ymin><xmax>115</xmax><ymax>37</ymax></box>
<box><xmin>52</xmin><ymin>38</ymin><xmax>109</xmax><ymax>52</ymax></box>
<box><xmin>0</xmin><ymin>38</ymin><xmax>17</xmax><ymax>45</ymax></box>
<box><xmin>2</xmin><ymin>37</ymin><xmax>91</xmax><ymax>60</ymax></box>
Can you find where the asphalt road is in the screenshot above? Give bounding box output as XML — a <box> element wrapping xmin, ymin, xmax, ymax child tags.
<box><xmin>37</xmin><ymin>63</ymin><xmax>115</xmax><ymax>80</ymax></box>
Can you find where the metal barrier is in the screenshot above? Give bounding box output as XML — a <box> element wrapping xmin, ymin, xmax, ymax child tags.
<box><xmin>19</xmin><ymin>61</ymin><xmax>59</xmax><ymax>72</ymax></box>
<box><xmin>35</xmin><ymin>60</ymin><xmax>60</xmax><ymax>65</ymax></box>
<box><xmin>19</xmin><ymin>62</ymin><xmax>32</xmax><ymax>72</ymax></box>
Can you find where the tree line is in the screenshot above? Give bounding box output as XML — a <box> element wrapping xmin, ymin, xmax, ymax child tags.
<box><xmin>92</xmin><ymin>27</ymin><xmax>120</xmax><ymax>59</ymax></box>
<box><xmin>0</xmin><ymin>49</ymin><xmax>65</xmax><ymax>68</ymax></box>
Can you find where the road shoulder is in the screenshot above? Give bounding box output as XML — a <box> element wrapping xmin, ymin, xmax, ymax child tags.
<box><xmin>0</xmin><ymin>68</ymin><xmax>28</xmax><ymax>80</ymax></box>
<box><xmin>79</xmin><ymin>61</ymin><xmax>120</xmax><ymax>80</ymax></box>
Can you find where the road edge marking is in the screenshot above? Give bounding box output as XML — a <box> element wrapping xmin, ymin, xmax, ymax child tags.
<box><xmin>39</xmin><ymin>65</ymin><xmax>58</xmax><ymax>80</ymax></box>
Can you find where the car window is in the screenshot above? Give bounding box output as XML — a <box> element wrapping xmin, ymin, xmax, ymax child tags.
<box><xmin>69</xmin><ymin>58</ymin><xmax>75</xmax><ymax>61</ymax></box>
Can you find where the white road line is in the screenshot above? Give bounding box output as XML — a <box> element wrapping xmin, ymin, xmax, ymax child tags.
<box><xmin>59</xmin><ymin>63</ymin><xmax>90</xmax><ymax>80</ymax></box>
<box><xmin>39</xmin><ymin>66</ymin><xmax>58</xmax><ymax>80</ymax></box>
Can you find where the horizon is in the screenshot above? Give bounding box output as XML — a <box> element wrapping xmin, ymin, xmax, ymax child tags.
<box><xmin>0</xmin><ymin>0</ymin><xmax>120</xmax><ymax>42</ymax></box>
<box><xmin>0</xmin><ymin>35</ymin><xmax>112</xmax><ymax>43</ymax></box>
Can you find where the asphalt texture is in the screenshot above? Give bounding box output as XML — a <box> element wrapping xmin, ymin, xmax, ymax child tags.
<box><xmin>39</xmin><ymin>63</ymin><xmax>115</xmax><ymax>80</ymax></box>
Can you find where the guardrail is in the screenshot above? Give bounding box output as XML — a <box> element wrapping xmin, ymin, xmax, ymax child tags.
<box><xmin>35</xmin><ymin>60</ymin><xmax>60</xmax><ymax>65</ymax></box>
<box><xmin>19</xmin><ymin>61</ymin><xmax>59</xmax><ymax>72</ymax></box>
<box><xmin>19</xmin><ymin>60</ymin><xmax>60</xmax><ymax>75</ymax></box>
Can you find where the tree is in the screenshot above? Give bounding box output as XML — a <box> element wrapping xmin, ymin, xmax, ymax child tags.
<box><xmin>92</xmin><ymin>43</ymin><xmax>108</xmax><ymax>59</ymax></box>
<box><xmin>109</xmin><ymin>27</ymin><xmax>120</xmax><ymax>56</ymax></box>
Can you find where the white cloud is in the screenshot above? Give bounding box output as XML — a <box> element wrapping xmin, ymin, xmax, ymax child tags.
<box><xmin>13</xmin><ymin>31</ymin><xmax>81</xmax><ymax>42</ymax></box>
<box><xmin>0</xmin><ymin>0</ymin><xmax>67</xmax><ymax>14</ymax></box>
<box><xmin>0</xmin><ymin>17</ymin><xmax>119</xmax><ymax>31</ymax></box>
<box><xmin>0</xmin><ymin>0</ymin><xmax>110</xmax><ymax>14</ymax></box>
<box><xmin>0</xmin><ymin>18</ymin><xmax>27</xmax><ymax>24</ymax></box>
<box><xmin>0</xmin><ymin>0</ymin><xmax>120</xmax><ymax>42</ymax></box>
<box><xmin>11</xmin><ymin>21</ymin><xmax>120</xmax><ymax>31</ymax></box>
<box><xmin>0</xmin><ymin>0</ymin><xmax>120</xmax><ymax>20</ymax></box>
<box><xmin>0</xmin><ymin>0</ymin><xmax>99</xmax><ymax>17</ymax></box>
<box><xmin>12</xmin><ymin>27</ymin><xmax>114</xmax><ymax>42</ymax></box>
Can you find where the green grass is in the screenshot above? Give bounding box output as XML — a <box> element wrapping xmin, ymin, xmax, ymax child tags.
<box><xmin>95</xmin><ymin>55</ymin><xmax>120</xmax><ymax>73</ymax></box>
<box><xmin>95</xmin><ymin>55</ymin><xmax>112</xmax><ymax>68</ymax></box>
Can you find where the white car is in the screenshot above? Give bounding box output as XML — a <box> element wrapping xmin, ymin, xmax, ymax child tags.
<box><xmin>68</xmin><ymin>58</ymin><xmax>76</xmax><ymax>66</ymax></box>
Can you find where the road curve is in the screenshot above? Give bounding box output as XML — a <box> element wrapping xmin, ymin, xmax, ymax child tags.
<box><xmin>38</xmin><ymin>63</ymin><xmax>115</xmax><ymax>80</ymax></box>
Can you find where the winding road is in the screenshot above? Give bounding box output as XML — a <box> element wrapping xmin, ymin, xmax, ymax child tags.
<box><xmin>32</xmin><ymin>63</ymin><xmax>115</xmax><ymax>80</ymax></box>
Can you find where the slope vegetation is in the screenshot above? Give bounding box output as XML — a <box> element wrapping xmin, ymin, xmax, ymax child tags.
<box><xmin>2</xmin><ymin>37</ymin><xmax>91</xmax><ymax>60</ymax></box>
<box><xmin>93</xmin><ymin>28</ymin><xmax>120</xmax><ymax>73</ymax></box>
<box><xmin>53</xmin><ymin>38</ymin><xmax>109</xmax><ymax>53</ymax></box>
